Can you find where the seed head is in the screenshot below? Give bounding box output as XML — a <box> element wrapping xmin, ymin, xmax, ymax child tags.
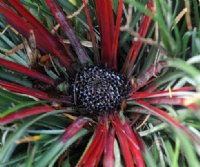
<box><xmin>73</xmin><ymin>66</ymin><xmax>129</xmax><ymax>115</ymax></box>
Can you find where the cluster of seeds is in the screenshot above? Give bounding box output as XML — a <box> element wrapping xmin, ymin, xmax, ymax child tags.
<box><xmin>73</xmin><ymin>66</ymin><xmax>129</xmax><ymax>115</ymax></box>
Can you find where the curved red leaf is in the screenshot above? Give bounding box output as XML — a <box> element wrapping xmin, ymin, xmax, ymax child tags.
<box><xmin>0</xmin><ymin>106</ymin><xmax>53</xmax><ymax>125</ymax></box>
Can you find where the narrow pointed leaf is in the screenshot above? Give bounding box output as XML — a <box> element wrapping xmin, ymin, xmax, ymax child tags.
<box><xmin>0</xmin><ymin>80</ymin><xmax>68</xmax><ymax>103</ymax></box>
<box><xmin>111</xmin><ymin>0</ymin><xmax>124</xmax><ymax>69</ymax></box>
<box><xmin>0</xmin><ymin>58</ymin><xmax>54</xmax><ymax>85</ymax></box>
<box><xmin>34</xmin><ymin>129</ymin><xmax>88</xmax><ymax>167</ymax></box>
<box><xmin>60</xmin><ymin>117</ymin><xmax>88</xmax><ymax>142</ymax></box>
<box><xmin>0</xmin><ymin>1</ymin><xmax>72</xmax><ymax>68</ymax></box>
<box><xmin>0</xmin><ymin>110</ymin><xmax>62</xmax><ymax>163</ymax></box>
<box><xmin>0</xmin><ymin>106</ymin><xmax>53</xmax><ymax>125</ymax></box>
<box><xmin>130</xmin><ymin>86</ymin><xmax>195</xmax><ymax>99</ymax></box>
<box><xmin>103</xmin><ymin>128</ymin><xmax>115</xmax><ymax>167</ymax></box>
<box><xmin>77</xmin><ymin>117</ymin><xmax>108</xmax><ymax>166</ymax></box>
<box><xmin>0</xmin><ymin>80</ymin><xmax>49</xmax><ymax>99</ymax></box>
<box><xmin>135</xmin><ymin>61</ymin><xmax>168</xmax><ymax>90</ymax></box>
<box><xmin>82</xmin><ymin>0</ymin><xmax>99</xmax><ymax>64</ymax></box>
<box><xmin>95</xmin><ymin>0</ymin><xmax>114</xmax><ymax>67</ymax></box>
<box><xmin>86</xmin><ymin>132</ymin><xmax>107</xmax><ymax>167</ymax></box>
<box><xmin>136</xmin><ymin>100</ymin><xmax>200</xmax><ymax>145</ymax></box>
<box><xmin>8</xmin><ymin>0</ymin><xmax>63</xmax><ymax>50</ymax></box>
<box><xmin>45</xmin><ymin>0</ymin><xmax>90</xmax><ymax>65</ymax></box>
<box><xmin>111</xmin><ymin>116</ymin><xmax>135</xmax><ymax>167</ymax></box>
<box><xmin>123</xmin><ymin>121</ymin><xmax>146</xmax><ymax>167</ymax></box>
<box><xmin>123</xmin><ymin>0</ymin><xmax>154</xmax><ymax>74</ymax></box>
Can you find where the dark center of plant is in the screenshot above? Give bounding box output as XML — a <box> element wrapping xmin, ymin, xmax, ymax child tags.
<box><xmin>73</xmin><ymin>66</ymin><xmax>129</xmax><ymax>115</ymax></box>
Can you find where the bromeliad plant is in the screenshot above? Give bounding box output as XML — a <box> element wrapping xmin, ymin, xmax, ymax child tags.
<box><xmin>0</xmin><ymin>0</ymin><xmax>200</xmax><ymax>166</ymax></box>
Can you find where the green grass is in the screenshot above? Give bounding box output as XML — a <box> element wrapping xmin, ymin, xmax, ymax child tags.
<box><xmin>0</xmin><ymin>0</ymin><xmax>200</xmax><ymax>166</ymax></box>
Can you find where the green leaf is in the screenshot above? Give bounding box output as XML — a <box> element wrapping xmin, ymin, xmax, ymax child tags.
<box><xmin>168</xmin><ymin>58</ymin><xmax>200</xmax><ymax>90</ymax></box>
<box><xmin>0</xmin><ymin>110</ymin><xmax>61</xmax><ymax>165</ymax></box>
<box><xmin>33</xmin><ymin>129</ymin><xmax>88</xmax><ymax>167</ymax></box>
<box><xmin>0</xmin><ymin>101</ymin><xmax>46</xmax><ymax>118</ymax></box>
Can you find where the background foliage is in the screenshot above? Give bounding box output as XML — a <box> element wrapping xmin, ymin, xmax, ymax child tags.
<box><xmin>0</xmin><ymin>0</ymin><xmax>200</xmax><ymax>166</ymax></box>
